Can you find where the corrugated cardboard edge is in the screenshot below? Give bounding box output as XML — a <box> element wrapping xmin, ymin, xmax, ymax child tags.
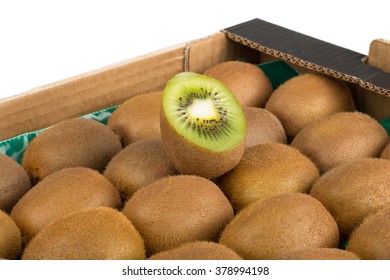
<box><xmin>222</xmin><ymin>30</ymin><xmax>390</xmax><ymax>98</ymax></box>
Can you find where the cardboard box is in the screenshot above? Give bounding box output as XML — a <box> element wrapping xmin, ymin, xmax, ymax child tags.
<box><xmin>1</xmin><ymin>18</ymin><xmax>389</xmax><ymax>142</ymax></box>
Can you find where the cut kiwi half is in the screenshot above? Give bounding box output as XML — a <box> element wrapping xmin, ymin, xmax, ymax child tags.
<box><xmin>160</xmin><ymin>72</ymin><xmax>247</xmax><ymax>179</ymax></box>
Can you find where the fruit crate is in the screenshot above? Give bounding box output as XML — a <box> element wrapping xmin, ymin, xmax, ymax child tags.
<box><xmin>1</xmin><ymin>18</ymin><xmax>389</xmax><ymax>160</ymax></box>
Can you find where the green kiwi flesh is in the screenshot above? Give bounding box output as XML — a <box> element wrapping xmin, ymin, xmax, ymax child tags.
<box><xmin>162</xmin><ymin>72</ymin><xmax>246</xmax><ymax>152</ymax></box>
<box><xmin>160</xmin><ymin>72</ymin><xmax>246</xmax><ymax>179</ymax></box>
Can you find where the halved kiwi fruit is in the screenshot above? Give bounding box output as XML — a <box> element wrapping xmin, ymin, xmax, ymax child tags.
<box><xmin>160</xmin><ymin>72</ymin><xmax>247</xmax><ymax>179</ymax></box>
<box><xmin>0</xmin><ymin>153</ymin><xmax>31</xmax><ymax>213</ymax></box>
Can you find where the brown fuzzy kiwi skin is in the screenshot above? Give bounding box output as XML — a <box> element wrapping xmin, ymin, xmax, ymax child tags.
<box><xmin>22</xmin><ymin>207</ymin><xmax>145</xmax><ymax>260</ymax></box>
<box><xmin>219</xmin><ymin>193</ymin><xmax>339</xmax><ymax>260</ymax></box>
<box><xmin>310</xmin><ymin>158</ymin><xmax>390</xmax><ymax>238</ymax></box>
<box><xmin>160</xmin><ymin>111</ymin><xmax>245</xmax><ymax>179</ymax></box>
<box><xmin>347</xmin><ymin>205</ymin><xmax>390</xmax><ymax>260</ymax></box>
<box><xmin>291</xmin><ymin>112</ymin><xmax>389</xmax><ymax>174</ymax></box>
<box><xmin>107</xmin><ymin>91</ymin><xmax>162</xmax><ymax>146</ymax></box>
<box><xmin>280</xmin><ymin>248</ymin><xmax>360</xmax><ymax>260</ymax></box>
<box><xmin>243</xmin><ymin>107</ymin><xmax>286</xmax><ymax>147</ymax></box>
<box><xmin>0</xmin><ymin>153</ymin><xmax>31</xmax><ymax>213</ymax></box>
<box><xmin>122</xmin><ymin>175</ymin><xmax>234</xmax><ymax>257</ymax></box>
<box><xmin>103</xmin><ymin>138</ymin><xmax>177</xmax><ymax>201</ymax></box>
<box><xmin>380</xmin><ymin>140</ymin><xmax>390</xmax><ymax>160</ymax></box>
<box><xmin>265</xmin><ymin>73</ymin><xmax>355</xmax><ymax>140</ymax></box>
<box><xmin>22</xmin><ymin>118</ymin><xmax>122</xmax><ymax>184</ymax></box>
<box><xmin>10</xmin><ymin>167</ymin><xmax>121</xmax><ymax>244</ymax></box>
<box><xmin>148</xmin><ymin>241</ymin><xmax>242</xmax><ymax>260</ymax></box>
<box><xmin>0</xmin><ymin>210</ymin><xmax>22</xmax><ymax>259</ymax></box>
<box><xmin>204</xmin><ymin>61</ymin><xmax>273</xmax><ymax>107</ymax></box>
<box><xmin>217</xmin><ymin>143</ymin><xmax>319</xmax><ymax>212</ymax></box>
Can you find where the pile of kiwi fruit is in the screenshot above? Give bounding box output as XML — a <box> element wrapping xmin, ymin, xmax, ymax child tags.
<box><xmin>0</xmin><ymin>59</ymin><xmax>389</xmax><ymax>260</ymax></box>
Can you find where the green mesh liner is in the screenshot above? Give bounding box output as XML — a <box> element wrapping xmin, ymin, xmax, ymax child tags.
<box><xmin>380</xmin><ymin>116</ymin><xmax>390</xmax><ymax>136</ymax></box>
<box><xmin>258</xmin><ymin>60</ymin><xmax>299</xmax><ymax>89</ymax></box>
<box><xmin>0</xmin><ymin>106</ymin><xmax>118</xmax><ymax>164</ymax></box>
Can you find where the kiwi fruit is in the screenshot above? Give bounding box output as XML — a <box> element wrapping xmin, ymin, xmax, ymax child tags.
<box><xmin>107</xmin><ymin>91</ymin><xmax>162</xmax><ymax>146</ymax></box>
<box><xmin>0</xmin><ymin>210</ymin><xmax>22</xmax><ymax>259</ymax></box>
<box><xmin>347</xmin><ymin>204</ymin><xmax>390</xmax><ymax>259</ymax></box>
<box><xmin>148</xmin><ymin>241</ymin><xmax>242</xmax><ymax>260</ymax></box>
<box><xmin>204</xmin><ymin>60</ymin><xmax>273</xmax><ymax>107</ymax></box>
<box><xmin>10</xmin><ymin>167</ymin><xmax>121</xmax><ymax>244</ymax></box>
<box><xmin>122</xmin><ymin>175</ymin><xmax>234</xmax><ymax>256</ymax></box>
<box><xmin>160</xmin><ymin>72</ymin><xmax>246</xmax><ymax>179</ymax></box>
<box><xmin>0</xmin><ymin>153</ymin><xmax>31</xmax><ymax>213</ymax></box>
<box><xmin>22</xmin><ymin>207</ymin><xmax>145</xmax><ymax>260</ymax></box>
<box><xmin>243</xmin><ymin>107</ymin><xmax>286</xmax><ymax>147</ymax></box>
<box><xmin>265</xmin><ymin>73</ymin><xmax>355</xmax><ymax>139</ymax></box>
<box><xmin>310</xmin><ymin>158</ymin><xmax>390</xmax><ymax>237</ymax></box>
<box><xmin>218</xmin><ymin>143</ymin><xmax>319</xmax><ymax>212</ymax></box>
<box><xmin>291</xmin><ymin>112</ymin><xmax>389</xmax><ymax>173</ymax></box>
<box><xmin>103</xmin><ymin>138</ymin><xmax>177</xmax><ymax>201</ymax></box>
<box><xmin>219</xmin><ymin>193</ymin><xmax>339</xmax><ymax>260</ymax></box>
<box><xmin>22</xmin><ymin>118</ymin><xmax>122</xmax><ymax>183</ymax></box>
<box><xmin>280</xmin><ymin>248</ymin><xmax>360</xmax><ymax>260</ymax></box>
<box><xmin>380</xmin><ymin>140</ymin><xmax>390</xmax><ymax>160</ymax></box>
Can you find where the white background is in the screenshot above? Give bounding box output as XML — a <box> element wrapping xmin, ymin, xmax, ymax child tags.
<box><xmin>1</xmin><ymin>0</ymin><xmax>389</xmax><ymax>100</ymax></box>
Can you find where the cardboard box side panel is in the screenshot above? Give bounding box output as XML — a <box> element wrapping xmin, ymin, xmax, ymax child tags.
<box><xmin>352</xmin><ymin>85</ymin><xmax>390</xmax><ymax>120</ymax></box>
<box><xmin>185</xmin><ymin>32</ymin><xmax>260</xmax><ymax>74</ymax></box>
<box><xmin>368</xmin><ymin>39</ymin><xmax>390</xmax><ymax>73</ymax></box>
<box><xmin>0</xmin><ymin>45</ymin><xmax>186</xmax><ymax>141</ymax></box>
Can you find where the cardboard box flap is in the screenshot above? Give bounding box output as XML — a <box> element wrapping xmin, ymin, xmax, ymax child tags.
<box><xmin>222</xmin><ymin>18</ymin><xmax>390</xmax><ymax>97</ymax></box>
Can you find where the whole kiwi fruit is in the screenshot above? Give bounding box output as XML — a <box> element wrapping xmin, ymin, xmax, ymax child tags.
<box><xmin>103</xmin><ymin>138</ymin><xmax>177</xmax><ymax>201</ymax></box>
<box><xmin>0</xmin><ymin>153</ymin><xmax>31</xmax><ymax>213</ymax></box>
<box><xmin>347</xmin><ymin>204</ymin><xmax>390</xmax><ymax>259</ymax></box>
<box><xmin>310</xmin><ymin>158</ymin><xmax>390</xmax><ymax>237</ymax></box>
<box><xmin>204</xmin><ymin>60</ymin><xmax>273</xmax><ymax>107</ymax></box>
<box><xmin>0</xmin><ymin>210</ymin><xmax>22</xmax><ymax>259</ymax></box>
<box><xmin>291</xmin><ymin>112</ymin><xmax>389</xmax><ymax>173</ymax></box>
<box><xmin>160</xmin><ymin>72</ymin><xmax>246</xmax><ymax>179</ymax></box>
<box><xmin>265</xmin><ymin>73</ymin><xmax>355</xmax><ymax>139</ymax></box>
<box><xmin>107</xmin><ymin>91</ymin><xmax>162</xmax><ymax>146</ymax></box>
<box><xmin>22</xmin><ymin>207</ymin><xmax>145</xmax><ymax>260</ymax></box>
<box><xmin>280</xmin><ymin>248</ymin><xmax>360</xmax><ymax>260</ymax></box>
<box><xmin>380</xmin><ymin>141</ymin><xmax>390</xmax><ymax>160</ymax></box>
<box><xmin>122</xmin><ymin>175</ymin><xmax>234</xmax><ymax>256</ymax></box>
<box><xmin>218</xmin><ymin>143</ymin><xmax>319</xmax><ymax>212</ymax></box>
<box><xmin>11</xmin><ymin>167</ymin><xmax>121</xmax><ymax>244</ymax></box>
<box><xmin>219</xmin><ymin>193</ymin><xmax>339</xmax><ymax>260</ymax></box>
<box><xmin>22</xmin><ymin>118</ymin><xmax>122</xmax><ymax>183</ymax></box>
<box><xmin>243</xmin><ymin>107</ymin><xmax>286</xmax><ymax>147</ymax></box>
<box><xmin>148</xmin><ymin>241</ymin><xmax>242</xmax><ymax>260</ymax></box>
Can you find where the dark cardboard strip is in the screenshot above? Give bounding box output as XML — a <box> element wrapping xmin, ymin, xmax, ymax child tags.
<box><xmin>223</xmin><ymin>18</ymin><xmax>390</xmax><ymax>96</ymax></box>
